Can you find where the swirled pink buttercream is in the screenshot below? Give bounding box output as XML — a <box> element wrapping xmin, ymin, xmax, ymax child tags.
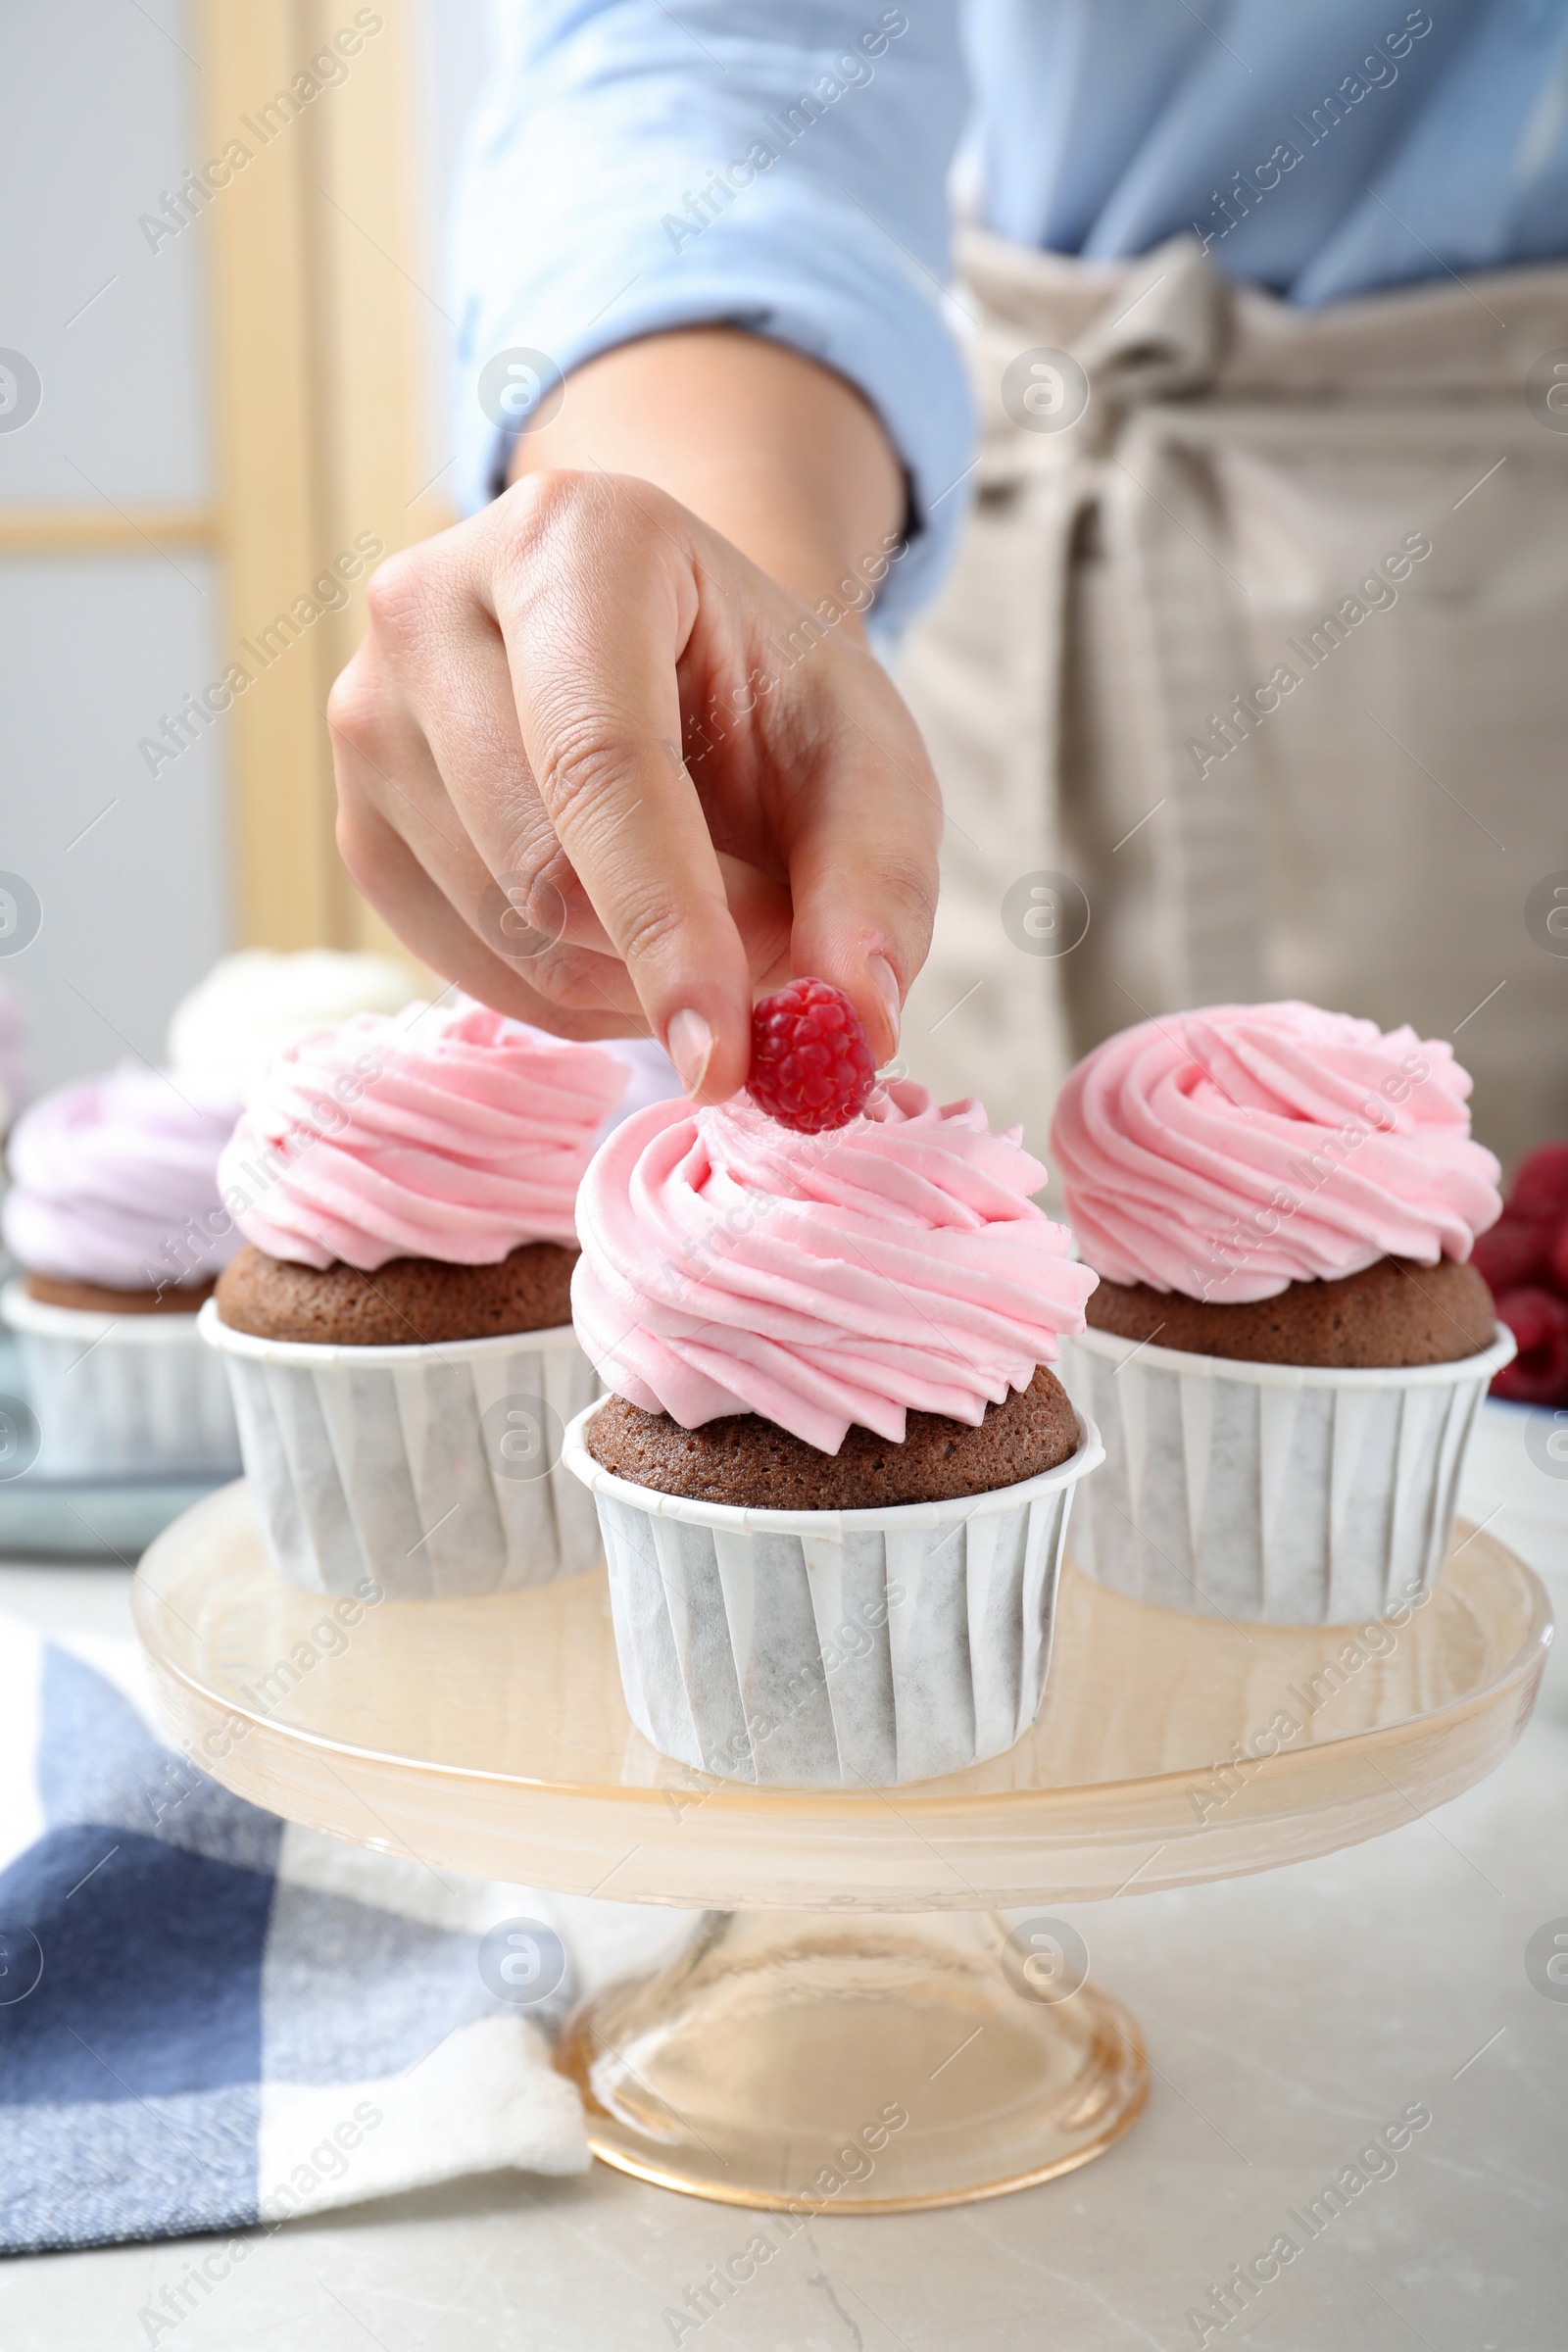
<box><xmin>220</xmin><ymin>1000</ymin><xmax>629</xmax><ymax>1269</ymax></box>
<box><xmin>571</xmin><ymin>1080</ymin><xmax>1098</xmax><ymax>1452</ymax></box>
<box><xmin>3</xmin><ymin>1069</ymin><xmax>242</xmax><ymax>1290</ymax></box>
<box><xmin>1050</xmin><ymin>1002</ymin><xmax>1502</xmax><ymax>1303</ymax></box>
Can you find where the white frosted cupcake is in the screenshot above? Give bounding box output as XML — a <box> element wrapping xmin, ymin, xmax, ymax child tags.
<box><xmin>564</xmin><ymin>1059</ymin><xmax>1102</xmax><ymax>1788</ymax></box>
<box><xmin>203</xmin><ymin>999</ymin><xmax>648</xmax><ymax>1597</ymax></box>
<box><xmin>167</xmin><ymin>950</ymin><xmax>418</xmax><ymax>1086</ymax></box>
<box><xmin>1050</xmin><ymin>1002</ymin><xmax>1512</xmax><ymax>1623</ymax></box>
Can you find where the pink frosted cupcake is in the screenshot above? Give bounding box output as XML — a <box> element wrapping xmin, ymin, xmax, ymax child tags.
<box><xmin>1050</xmin><ymin>1002</ymin><xmax>1513</xmax><ymax>1622</ymax></box>
<box><xmin>563</xmin><ymin>1079</ymin><xmax>1102</xmax><ymax>1787</ymax></box>
<box><xmin>1</xmin><ymin>1069</ymin><xmax>243</xmax><ymax>1473</ymax></box>
<box><xmin>201</xmin><ymin>999</ymin><xmax>662</xmax><ymax>1597</ymax></box>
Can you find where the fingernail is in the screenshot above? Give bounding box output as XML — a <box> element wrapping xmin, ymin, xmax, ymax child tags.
<box><xmin>867</xmin><ymin>956</ymin><xmax>902</xmax><ymax>1051</ymax></box>
<box><xmin>666</xmin><ymin>1007</ymin><xmax>714</xmax><ymax>1098</ymax></box>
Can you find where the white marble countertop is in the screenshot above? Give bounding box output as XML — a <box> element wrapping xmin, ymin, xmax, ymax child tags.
<box><xmin>4</xmin><ymin>1432</ymin><xmax>1566</xmax><ymax>2352</ymax></box>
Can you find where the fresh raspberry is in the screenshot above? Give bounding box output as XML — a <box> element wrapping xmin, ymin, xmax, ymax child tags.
<box><xmin>1506</xmin><ymin>1142</ymin><xmax>1568</xmax><ymax>1222</ymax></box>
<box><xmin>746</xmin><ymin>979</ymin><xmax>876</xmax><ymax>1133</ymax></box>
<box><xmin>1472</xmin><ymin>1215</ymin><xmax>1555</xmax><ymax>1297</ymax></box>
<box><xmin>1492</xmin><ymin>1286</ymin><xmax>1568</xmax><ymax>1405</ymax></box>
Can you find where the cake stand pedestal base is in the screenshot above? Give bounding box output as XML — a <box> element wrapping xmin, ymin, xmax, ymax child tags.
<box><xmin>553</xmin><ymin>1908</ymin><xmax>1149</xmax><ymax>2213</ymax></box>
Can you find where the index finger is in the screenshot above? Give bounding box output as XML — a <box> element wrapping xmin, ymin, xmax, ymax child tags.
<box><xmin>475</xmin><ymin>474</ymin><xmax>753</xmax><ymax>1102</ymax></box>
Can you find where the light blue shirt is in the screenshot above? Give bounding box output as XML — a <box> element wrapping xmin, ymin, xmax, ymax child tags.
<box><xmin>453</xmin><ymin>0</ymin><xmax>1568</xmax><ymax>624</ymax></box>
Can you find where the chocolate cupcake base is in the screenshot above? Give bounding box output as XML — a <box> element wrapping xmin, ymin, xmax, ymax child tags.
<box><xmin>1057</xmin><ymin>1319</ymin><xmax>1516</xmax><ymax>1624</ymax></box>
<box><xmin>1</xmin><ymin>1278</ymin><xmax>239</xmax><ymax>1475</ymax></box>
<box><xmin>1085</xmin><ymin>1254</ymin><xmax>1495</xmax><ymax>1368</ymax></box>
<box><xmin>24</xmin><ymin>1271</ymin><xmax>218</xmax><ymax>1316</ymax></box>
<box><xmin>564</xmin><ymin>1395</ymin><xmax>1104</xmax><ymax>1788</ymax></box>
<box><xmin>216</xmin><ymin>1240</ymin><xmax>576</xmax><ymax>1347</ymax></box>
<box><xmin>587</xmin><ymin>1368</ymin><xmax>1079</xmax><ymax>1510</ymax></box>
<box><xmin>200</xmin><ymin>1302</ymin><xmax>602</xmax><ymax>1597</ymax></box>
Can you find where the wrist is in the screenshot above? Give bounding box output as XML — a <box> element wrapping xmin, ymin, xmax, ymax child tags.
<box><xmin>507</xmin><ymin>327</ymin><xmax>904</xmax><ymax>617</ymax></box>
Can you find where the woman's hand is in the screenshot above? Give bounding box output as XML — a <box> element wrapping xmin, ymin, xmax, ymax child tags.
<box><xmin>326</xmin><ymin>331</ymin><xmax>942</xmax><ymax>1102</ymax></box>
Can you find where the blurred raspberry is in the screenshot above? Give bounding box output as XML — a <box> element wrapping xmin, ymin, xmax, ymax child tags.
<box><xmin>1472</xmin><ymin>1216</ymin><xmax>1555</xmax><ymax>1296</ymax></box>
<box><xmin>746</xmin><ymin>979</ymin><xmax>876</xmax><ymax>1134</ymax></box>
<box><xmin>1550</xmin><ymin>1218</ymin><xmax>1568</xmax><ymax>1292</ymax></box>
<box><xmin>1506</xmin><ymin>1142</ymin><xmax>1568</xmax><ymax>1222</ymax></box>
<box><xmin>1492</xmin><ymin>1285</ymin><xmax>1568</xmax><ymax>1405</ymax></box>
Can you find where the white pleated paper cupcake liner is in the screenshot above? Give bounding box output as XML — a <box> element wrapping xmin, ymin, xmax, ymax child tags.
<box><xmin>1</xmin><ymin>1278</ymin><xmax>241</xmax><ymax>1475</ymax></box>
<box><xmin>1055</xmin><ymin>1323</ymin><xmax>1516</xmax><ymax>1625</ymax></box>
<box><xmin>562</xmin><ymin>1400</ymin><xmax>1105</xmax><ymax>1788</ymax></box>
<box><xmin>199</xmin><ymin>1301</ymin><xmax>603</xmax><ymax>1597</ymax></box>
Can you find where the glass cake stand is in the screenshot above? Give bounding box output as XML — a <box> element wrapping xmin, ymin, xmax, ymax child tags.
<box><xmin>133</xmin><ymin>1484</ymin><xmax>1550</xmax><ymax>2213</ymax></box>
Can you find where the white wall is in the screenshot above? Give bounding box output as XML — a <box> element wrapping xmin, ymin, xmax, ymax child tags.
<box><xmin>0</xmin><ymin>559</ymin><xmax>227</xmax><ymax>1096</ymax></box>
<box><xmin>0</xmin><ymin>0</ymin><xmax>223</xmax><ymax>1100</ymax></box>
<box><xmin>0</xmin><ymin>0</ymin><xmax>499</xmax><ymax>1104</ymax></box>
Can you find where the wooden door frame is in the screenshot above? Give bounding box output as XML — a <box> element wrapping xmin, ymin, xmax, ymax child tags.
<box><xmin>195</xmin><ymin>0</ymin><xmax>447</xmax><ymax>953</ymax></box>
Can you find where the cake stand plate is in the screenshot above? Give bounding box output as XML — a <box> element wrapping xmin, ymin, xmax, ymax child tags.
<box><xmin>133</xmin><ymin>1485</ymin><xmax>1549</xmax><ymax>2212</ymax></box>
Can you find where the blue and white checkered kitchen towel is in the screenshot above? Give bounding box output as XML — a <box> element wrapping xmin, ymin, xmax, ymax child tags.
<box><xmin>0</xmin><ymin>1610</ymin><xmax>603</xmax><ymax>2253</ymax></box>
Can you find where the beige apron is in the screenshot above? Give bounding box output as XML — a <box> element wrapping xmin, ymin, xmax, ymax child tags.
<box><xmin>897</xmin><ymin>227</ymin><xmax>1568</xmax><ymax>1178</ymax></box>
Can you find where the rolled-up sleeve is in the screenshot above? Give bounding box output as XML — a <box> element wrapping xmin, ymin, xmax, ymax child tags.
<box><xmin>450</xmin><ymin>0</ymin><xmax>972</xmax><ymax>627</ymax></box>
